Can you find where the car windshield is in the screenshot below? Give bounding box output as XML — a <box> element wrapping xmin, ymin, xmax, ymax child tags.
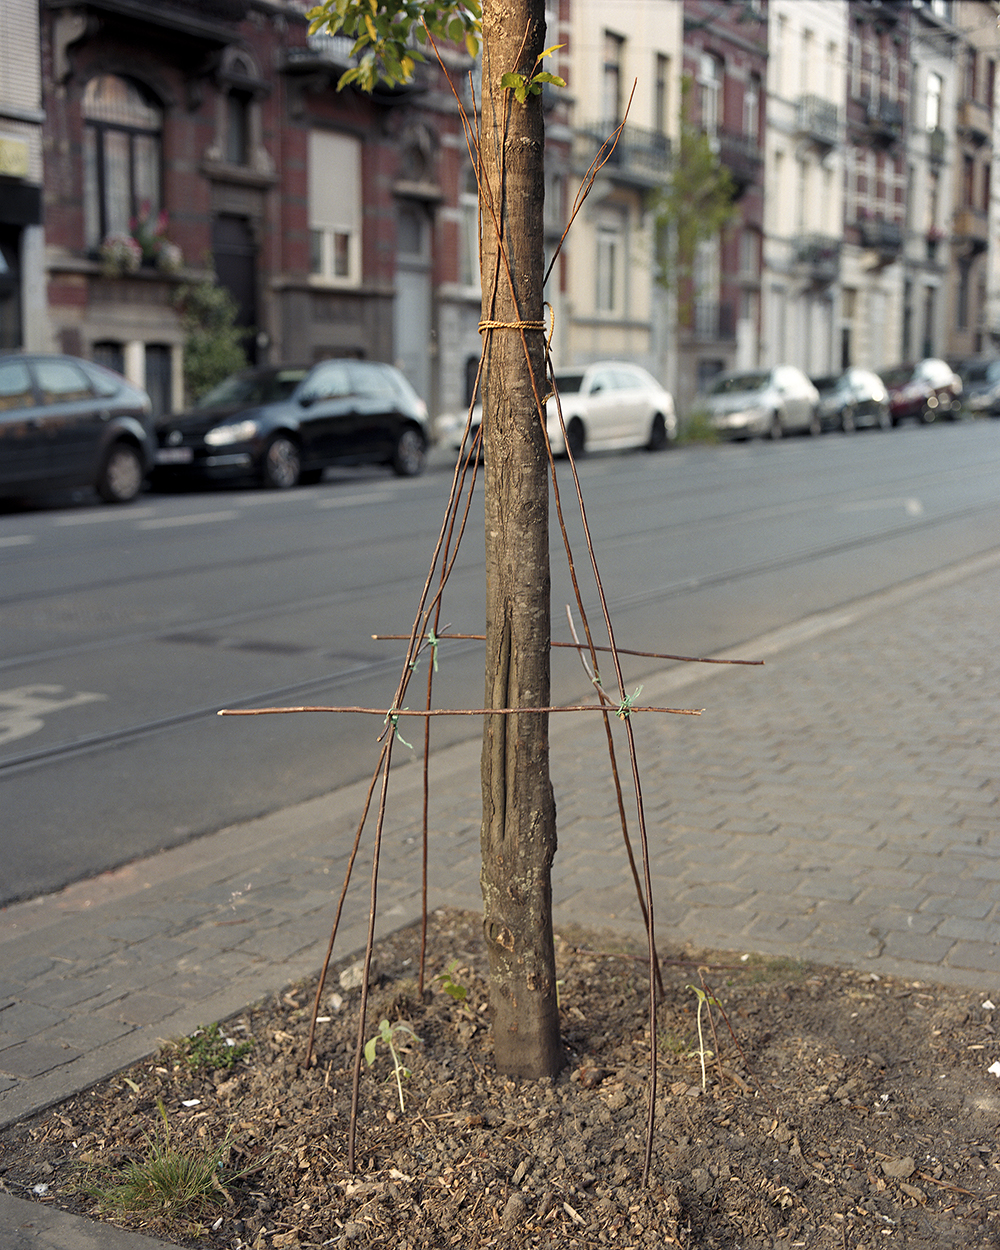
<box><xmin>193</xmin><ymin>370</ymin><xmax>307</xmax><ymax>410</ymax></box>
<box><xmin>812</xmin><ymin>375</ymin><xmax>841</xmax><ymax>392</ymax></box>
<box><xmin>710</xmin><ymin>372</ymin><xmax>770</xmax><ymax>395</ymax></box>
<box><xmin>880</xmin><ymin>366</ymin><xmax>914</xmax><ymax>388</ymax></box>
<box><xmin>554</xmin><ymin>373</ymin><xmax>584</xmax><ymax>395</ymax></box>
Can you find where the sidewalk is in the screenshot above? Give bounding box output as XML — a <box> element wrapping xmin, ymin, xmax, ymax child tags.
<box><xmin>2</xmin><ymin>548</ymin><xmax>1000</xmax><ymax>1246</ymax></box>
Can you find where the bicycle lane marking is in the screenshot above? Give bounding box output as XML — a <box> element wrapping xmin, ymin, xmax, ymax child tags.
<box><xmin>0</xmin><ymin>685</ymin><xmax>108</xmax><ymax>749</ymax></box>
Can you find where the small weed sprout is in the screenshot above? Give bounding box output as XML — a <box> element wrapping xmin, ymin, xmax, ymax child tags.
<box><xmin>365</xmin><ymin>1019</ymin><xmax>420</xmax><ymax>1112</ymax></box>
<box><xmin>172</xmin><ymin>1023</ymin><xmax>253</xmax><ymax>1072</ymax></box>
<box><xmin>83</xmin><ymin>1098</ymin><xmax>256</xmax><ymax>1226</ymax></box>
<box><xmin>687</xmin><ymin>985</ymin><xmax>722</xmax><ymax>1091</ymax></box>
<box><xmin>434</xmin><ymin>960</ymin><xmax>472</xmax><ymax>1014</ymax></box>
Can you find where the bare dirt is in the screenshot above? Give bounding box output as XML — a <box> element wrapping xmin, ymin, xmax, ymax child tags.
<box><xmin>2</xmin><ymin>907</ymin><xmax>1000</xmax><ymax>1249</ymax></box>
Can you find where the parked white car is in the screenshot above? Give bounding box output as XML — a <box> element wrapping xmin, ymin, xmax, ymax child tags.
<box><xmin>434</xmin><ymin>361</ymin><xmax>676</xmax><ymax>456</ymax></box>
<box><xmin>704</xmin><ymin>365</ymin><xmax>820</xmax><ymax>440</ymax></box>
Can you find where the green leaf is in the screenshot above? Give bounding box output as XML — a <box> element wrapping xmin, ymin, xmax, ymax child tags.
<box><xmin>448</xmin><ymin>16</ymin><xmax>464</xmax><ymax>42</ymax></box>
<box><xmin>500</xmin><ymin>72</ymin><xmax>521</xmax><ymax>91</ymax></box>
<box><xmin>465</xmin><ymin>31</ymin><xmax>479</xmax><ymax>58</ymax></box>
<box><xmin>537</xmin><ymin>43</ymin><xmax>564</xmax><ymax>62</ymax></box>
<box><xmin>364</xmin><ymin>1037</ymin><xmax>377</xmax><ymax>1066</ymax></box>
<box><xmin>532</xmin><ymin>72</ymin><xmax>564</xmax><ymax>88</ymax></box>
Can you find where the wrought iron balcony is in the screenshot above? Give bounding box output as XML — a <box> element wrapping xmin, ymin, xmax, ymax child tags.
<box><xmin>857</xmin><ymin>217</ymin><xmax>903</xmax><ymax>257</ymax></box>
<box><xmin>717</xmin><ymin>128</ymin><xmax>763</xmax><ymax>195</ymax></box>
<box><xmin>574</xmin><ymin>124</ymin><xmax>671</xmax><ymax>188</ymax></box>
<box><xmin>691</xmin><ymin>300</ymin><xmax>736</xmax><ymax>342</ymax></box>
<box><xmin>796</xmin><ymin>95</ymin><xmax>839</xmax><ymax>147</ymax></box>
<box><xmin>863</xmin><ymin>95</ymin><xmax>904</xmax><ymax>145</ymax></box>
<box><xmin>793</xmin><ymin>234</ymin><xmax>841</xmax><ymax>284</ymax></box>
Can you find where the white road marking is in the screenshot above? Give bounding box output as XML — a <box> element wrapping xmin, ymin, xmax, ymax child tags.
<box><xmin>139</xmin><ymin>510</ymin><xmax>240</xmax><ymax>530</ymax></box>
<box><xmin>316</xmin><ymin>493</ymin><xmax>395</xmax><ymax>509</ymax></box>
<box><xmin>52</xmin><ymin>508</ymin><xmax>156</xmax><ymax>525</ymax></box>
<box><xmin>0</xmin><ymin>684</ymin><xmax>107</xmax><ymax>747</ymax></box>
<box><xmin>0</xmin><ymin>535</ymin><xmax>34</xmax><ymax>548</ymax></box>
<box><xmin>839</xmin><ymin>497</ymin><xmax>924</xmax><ymax>516</ymax></box>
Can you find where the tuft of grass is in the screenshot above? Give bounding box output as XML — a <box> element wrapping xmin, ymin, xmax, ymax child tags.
<box><xmin>83</xmin><ymin>1100</ymin><xmax>256</xmax><ymax>1226</ymax></box>
<box><xmin>733</xmin><ymin>954</ymin><xmax>811</xmax><ymax>986</ymax></box>
<box><xmin>677</xmin><ymin>409</ymin><xmax>719</xmax><ymax>444</ymax></box>
<box><xmin>170</xmin><ymin>1022</ymin><xmax>253</xmax><ymax>1072</ymax></box>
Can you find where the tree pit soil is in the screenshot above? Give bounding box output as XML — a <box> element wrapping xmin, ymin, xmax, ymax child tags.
<box><xmin>2</xmin><ymin>907</ymin><xmax>1000</xmax><ymax>1249</ymax></box>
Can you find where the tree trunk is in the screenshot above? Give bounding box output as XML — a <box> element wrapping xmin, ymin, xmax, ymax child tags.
<box><xmin>478</xmin><ymin>0</ymin><xmax>562</xmax><ymax>1080</ymax></box>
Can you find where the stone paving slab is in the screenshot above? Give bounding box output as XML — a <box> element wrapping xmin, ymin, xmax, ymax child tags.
<box><xmin>2</xmin><ymin>549</ymin><xmax>1000</xmax><ymax>1248</ymax></box>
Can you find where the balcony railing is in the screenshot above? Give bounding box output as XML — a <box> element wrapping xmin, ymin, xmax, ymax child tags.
<box><xmin>863</xmin><ymin>95</ymin><xmax>904</xmax><ymax>144</ymax></box>
<box><xmin>717</xmin><ymin>128</ymin><xmax>763</xmax><ymax>193</ymax></box>
<box><xmin>794</xmin><ymin>234</ymin><xmax>841</xmax><ymax>283</ymax></box>
<box><xmin>954</xmin><ymin>207</ymin><xmax>989</xmax><ymax>251</ymax></box>
<box><xmin>858</xmin><ymin>217</ymin><xmax>904</xmax><ymax>257</ymax></box>
<box><xmin>691</xmin><ymin>300</ymin><xmax>736</xmax><ymax>342</ymax></box>
<box><xmin>574</xmin><ymin>124</ymin><xmax>671</xmax><ymax>188</ymax></box>
<box><xmin>927</xmin><ymin>127</ymin><xmax>946</xmax><ymax>162</ymax></box>
<box><xmin>957</xmin><ymin>98</ymin><xmax>992</xmax><ymax>143</ymax></box>
<box><xmin>796</xmin><ymin>95</ymin><xmax>839</xmax><ymax>147</ymax></box>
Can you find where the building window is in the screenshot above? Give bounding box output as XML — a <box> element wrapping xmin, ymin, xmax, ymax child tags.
<box><xmin>698</xmin><ymin>53</ymin><xmax>723</xmax><ymax>136</ymax></box>
<box><xmin>926</xmin><ymin>71</ymin><xmax>942</xmax><ymax>131</ymax></box>
<box><xmin>595</xmin><ymin>209</ymin><xmax>624</xmax><ymax>313</ymax></box>
<box><xmin>602</xmin><ymin>32</ymin><xmax>624</xmax><ymax>127</ymax></box>
<box><xmin>744</xmin><ymin>74</ymin><xmax>760</xmax><ymax>140</ymax></box>
<box><xmin>739</xmin><ymin>228</ymin><xmax>759</xmax><ymax>280</ymax></box>
<box><xmin>308</xmin><ymin>130</ymin><xmax>361</xmax><ymax>285</ymax></box>
<box><xmin>654</xmin><ymin>54</ymin><xmax>669</xmax><ymax>135</ymax></box>
<box><xmin>83</xmin><ymin>75</ymin><xmax>162</xmax><ymax>250</ymax></box>
<box><xmin>92</xmin><ymin>341</ymin><xmax>125</xmax><ymax>376</ymax></box>
<box><xmin>963</xmin><ymin>154</ymin><xmax>975</xmax><ymax>207</ymax></box>
<box><xmin>459</xmin><ymin>165</ymin><xmax>479</xmax><ymax>289</ymax></box>
<box><xmin>226</xmin><ymin>90</ymin><xmax>252</xmax><ymax>166</ymax></box>
<box><xmin>965</xmin><ymin>48</ymin><xmax>977</xmax><ymax>101</ymax></box>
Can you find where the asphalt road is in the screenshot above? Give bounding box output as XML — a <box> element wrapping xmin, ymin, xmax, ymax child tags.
<box><xmin>2</xmin><ymin>418</ymin><xmax>1000</xmax><ymax>906</ymax></box>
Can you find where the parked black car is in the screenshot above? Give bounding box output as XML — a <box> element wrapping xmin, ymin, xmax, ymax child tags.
<box><xmin>0</xmin><ymin>352</ymin><xmax>154</xmax><ymax>503</ymax></box>
<box><xmin>953</xmin><ymin>358</ymin><xmax>1000</xmax><ymax>417</ymax></box>
<box><xmin>881</xmin><ymin>359</ymin><xmax>963</xmax><ymax>425</ymax></box>
<box><xmin>152</xmin><ymin>360</ymin><xmax>429</xmax><ymax>490</ymax></box>
<box><xmin>811</xmin><ymin>367</ymin><xmax>891</xmax><ymax>432</ymax></box>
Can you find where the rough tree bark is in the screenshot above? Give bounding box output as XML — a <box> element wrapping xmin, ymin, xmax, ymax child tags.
<box><xmin>478</xmin><ymin>0</ymin><xmax>563</xmax><ymax>1079</ymax></box>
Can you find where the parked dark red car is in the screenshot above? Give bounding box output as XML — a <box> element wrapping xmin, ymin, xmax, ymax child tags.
<box><xmin>881</xmin><ymin>359</ymin><xmax>963</xmax><ymax>425</ymax></box>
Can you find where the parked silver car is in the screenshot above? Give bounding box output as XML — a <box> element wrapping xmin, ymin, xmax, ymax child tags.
<box><xmin>704</xmin><ymin>365</ymin><xmax>820</xmax><ymax>440</ymax></box>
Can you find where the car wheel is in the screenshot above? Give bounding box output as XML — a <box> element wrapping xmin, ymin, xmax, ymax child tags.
<box><xmin>96</xmin><ymin>442</ymin><xmax>144</xmax><ymax>503</ymax></box>
<box><xmin>841</xmin><ymin>405</ymin><xmax>856</xmax><ymax>434</ymax></box>
<box><xmin>808</xmin><ymin>406</ymin><xmax>822</xmax><ymax>437</ymax></box>
<box><xmin>566</xmin><ymin>417</ymin><xmax>585</xmax><ymax>458</ymax></box>
<box><xmin>877</xmin><ymin>403</ymin><xmax>893</xmax><ymax>431</ymax></box>
<box><xmin>767</xmin><ymin>413</ymin><xmax>783</xmax><ymax>440</ymax></box>
<box><xmin>261</xmin><ymin>435</ymin><xmax>301</xmax><ymax>489</ymax></box>
<box><xmin>646</xmin><ymin>413</ymin><xmax>669</xmax><ymax>451</ymax></box>
<box><xmin>299</xmin><ymin>468</ymin><xmax>324</xmax><ymax>486</ymax></box>
<box><xmin>391</xmin><ymin>426</ymin><xmax>426</xmax><ymax>477</ymax></box>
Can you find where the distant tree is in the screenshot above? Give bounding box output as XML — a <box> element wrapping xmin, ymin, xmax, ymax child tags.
<box><xmin>174</xmin><ymin>278</ymin><xmax>248</xmax><ymax>401</ymax></box>
<box><xmin>651</xmin><ymin>78</ymin><xmax>737</xmax><ymax>327</ymax></box>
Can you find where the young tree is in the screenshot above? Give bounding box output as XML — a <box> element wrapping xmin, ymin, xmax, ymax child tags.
<box><xmin>306</xmin><ymin>0</ymin><xmax>562</xmax><ymax>1078</ymax></box>
<box><xmin>650</xmin><ymin>78</ymin><xmax>737</xmax><ymax>326</ymax></box>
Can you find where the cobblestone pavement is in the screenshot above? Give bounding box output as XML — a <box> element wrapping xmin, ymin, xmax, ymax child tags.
<box><xmin>1</xmin><ymin>549</ymin><xmax>999</xmax><ymax>1246</ymax></box>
